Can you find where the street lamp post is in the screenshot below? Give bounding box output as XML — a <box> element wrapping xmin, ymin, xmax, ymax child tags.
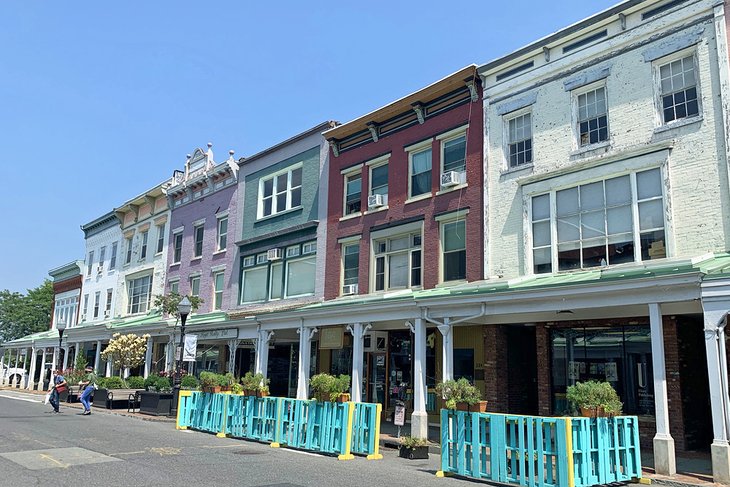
<box><xmin>56</xmin><ymin>320</ymin><xmax>66</xmax><ymax>374</ymax></box>
<box><xmin>171</xmin><ymin>296</ymin><xmax>191</xmax><ymax>417</ymax></box>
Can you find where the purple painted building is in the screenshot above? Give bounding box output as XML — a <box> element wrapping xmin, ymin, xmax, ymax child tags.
<box><xmin>164</xmin><ymin>144</ymin><xmax>240</xmax><ymax>315</ymax></box>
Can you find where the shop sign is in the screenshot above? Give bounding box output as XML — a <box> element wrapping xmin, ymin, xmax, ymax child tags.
<box><xmin>394</xmin><ymin>404</ymin><xmax>406</xmax><ymax>426</ymax></box>
<box><xmin>194</xmin><ymin>329</ymin><xmax>238</xmax><ymax>341</ymax></box>
<box><xmin>183</xmin><ymin>335</ymin><xmax>197</xmax><ymax>362</ymax></box>
<box><xmin>319</xmin><ymin>327</ymin><xmax>344</xmax><ymax>349</ymax></box>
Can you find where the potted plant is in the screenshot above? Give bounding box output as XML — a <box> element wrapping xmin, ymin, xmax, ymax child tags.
<box><xmin>231</xmin><ymin>382</ymin><xmax>243</xmax><ymax>395</ymax></box>
<box><xmin>140</xmin><ymin>376</ymin><xmax>174</xmax><ymax>416</ymax></box>
<box><xmin>332</xmin><ymin>374</ymin><xmax>351</xmax><ymax>402</ymax></box>
<box><xmin>310</xmin><ymin>373</ymin><xmax>334</xmax><ymax>402</ymax></box>
<box><xmin>436</xmin><ymin>378</ymin><xmax>487</xmax><ymax>412</ymax></box>
<box><xmin>181</xmin><ymin>374</ymin><xmax>199</xmax><ymax>390</ymax></box>
<box><xmin>240</xmin><ymin>372</ymin><xmax>269</xmax><ymax>397</ymax></box>
<box><xmin>399</xmin><ymin>436</ymin><xmax>429</xmax><ymax>460</ymax></box>
<box><xmin>566</xmin><ymin>380</ymin><xmax>622</xmax><ymax>418</ymax></box>
<box><xmin>219</xmin><ymin>373</ymin><xmax>235</xmax><ymax>392</ymax></box>
<box><xmin>199</xmin><ymin>371</ymin><xmax>221</xmax><ymax>394</ymax></box>
<box><xmin>126</xmin><ymin>376</ymin><xmax>145</xmax><ymax>389</ymax></box>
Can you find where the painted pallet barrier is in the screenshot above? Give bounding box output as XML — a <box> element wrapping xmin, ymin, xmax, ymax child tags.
<box><xmin>438</xmin><ymin>410</ymin><xmax>641</xmax><ymax>487</ymax></box>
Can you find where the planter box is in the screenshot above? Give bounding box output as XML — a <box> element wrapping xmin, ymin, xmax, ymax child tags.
<box><xmin>139</xmin><ymin>391</ymin><xmax>174</xmax><ymax>416</ymax></box>
<box><xmin>399</xmin><ymin>445</ymin><xmax>429</xmax><ymax>460</ymax></box>
<box><xmin>92</xmin><ymin>388</ymin><xmax>110</xmax><ymax>408</ymax></box>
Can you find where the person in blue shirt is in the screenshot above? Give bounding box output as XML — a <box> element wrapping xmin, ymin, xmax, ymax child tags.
<box><xmin>49</xmin><ymin>371</ymin><xmax>67</xmax><ymax>413</ymax></box>
<box><xmin>78</xmin><ymin>367</ymin><xmax>96</xmax><ymax>415</ymax></box>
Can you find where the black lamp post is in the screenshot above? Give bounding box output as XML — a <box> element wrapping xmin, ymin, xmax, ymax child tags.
<box><xmin>56</xmin><ymin>320</ymin><xmax>66</xmax><ymax>373</ymax></box>
<box><xmin>171</xmin><ymin>296</ymin><xmax>191</xmax><ymax>416</ymax></box>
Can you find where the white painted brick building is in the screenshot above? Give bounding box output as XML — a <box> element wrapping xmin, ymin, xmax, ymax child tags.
<box><xmin>80</xmin><ymin>211</ymin><xmax>123</xmax><ymax>324</ymax></box>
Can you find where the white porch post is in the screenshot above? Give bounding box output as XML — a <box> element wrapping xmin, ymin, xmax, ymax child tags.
<box><xmin>409</xmin><ymin>318</ymin><xmax>428</xmax><ymax>439</ymax></box>
<box><xmin>15</xmin><ymin>349</ymin><xmax>22</xmax><ymax>387</ymax></box>
<box><xmin>347</xmin><ymin>323</ymin><xmax>371</xmax><ymax>403</ymax></box>
<box><xmin>296</xmin><ymin>326</ymin><xmax>317</xmax><ymax>400</ymax></box>
<box><xmin>51</xmin><ymin>347</ymin><xmax>58</xmax><ymax>383</ymax></box>
<box><xmin>165</xmin><ymin>334</ymin><xmax>174</xmax><ymax>373</ymax></box>
<box><xmin>26</xmin><ymin>347</ymin><xmax>36</xmax><ymax>390</ymax></box>
<box><xmin>143</xmin><ymin>337</ymin><xmax>153</xmax><ymax>378</ymax></box>
<box><xmin>105</xmin><ymin>344</ymin><xmax>112</xmax><ymax>377</ymax></box>
<box><xmin>437</xmin><ymin>317</ymin><xmax>453</xmax><ymax>382</ymax></box>
<box><xmin>74</xmin><ymin>342</ymin><xmax>82</xmax><ymax>366</ymax></box>
<box><xmin>702</xmin><ymin>286</ymin><xmax>730</xmax><ymax>484</ymax></box>
<box><xmin>649</xmin><ymin>303</ymin><xmax>676</xmax><ymax>476</ymax></box>
<box><xmin>39</xmin><ymin>348</ymin><xmax>47</xmax><ymax>390</ymax></box>
<box><xmin>94</xmin><ymin>341</ymin><xmax>102</xmax><ymax>374</ymax></box>
<box><xmin>61</xmin><ymin>346</ymin><xmax>69</xmax><ymax>371</ymax></box>
<box><xmin>0</xmin><ymin>350</ymin><xmax>5</xmax><ymax>386</ymax></box>
<box><xmin>255</xmin><ymin>330</ymin><xmax>274</xmax><ymax>378</ymax></box>
<box><xmin>227</xmin><ymin>339</ymin><xmax>240</xmax><ymax>375</ymax></box>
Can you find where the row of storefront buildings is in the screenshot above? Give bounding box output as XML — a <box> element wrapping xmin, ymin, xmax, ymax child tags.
<box><xmin>4</xmin><ymin>0</ymin><xmax>730</xmax><ymax>482</ymax></box>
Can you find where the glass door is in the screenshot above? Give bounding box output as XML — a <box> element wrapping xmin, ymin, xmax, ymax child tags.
<box><xmin>367</xmin><ymin>352</ymin><xmax>387</xmax><ymax>406</ymax></box>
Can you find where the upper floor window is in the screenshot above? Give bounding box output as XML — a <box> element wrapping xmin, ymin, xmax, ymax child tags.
<box><xmin>344</xmin><ymin>171</ymin><xmax>362</xmax><ymax>215</ymax></box>
<box><xmin>93</xmin><ymin>291</ymin><xmax>101</xmax><ymax>319</ymax></box>
<box><xmin>193</xmin><ymin>225</ymin><xmax>204</xmax><ymax>258</ymax></box>
<box><xmin>127</xmin><ymin>275</ymin><xmax>152</xmax><ymax>314</ymax></box>
<box><xmin>409</xmin><ymin>148</ymin><xmax>432</xmax><ymax>198</ymax></box>
<box><xmin>173</xmin><ymin>232</ymin><xmax>183</xmax><ymax>263</ymax></box>
<box><xmin>82</xmin><ymin>294</ymin><xmax>89</xmax><ymax>319</ymax></box>
<box><xmin>441</xmin><ymin>219</ymin><xmax>466</xmax><ymax>282</ymax></box>
<box><xmin>342</xmin><ymin>242</ymin><xmax>359</xmax><ymax>294</ymax></box>
<box><xmin>87</xmin><ymin>251</ymin><xmax>94</xmax><ymax>276</ymax></box>
<box><xmin>258</xmin><ymin>165</ymin><xmax>303</xmax><ymax>219</ymax></box>
<box><xmin>140</xmin><ymin>230</ymin><xmax>149</xmax><ymax>260</ymax></box>
<box><xmin>240</xmin><ymin>241</ymin><xmax>316</xmax><ymax>304</ymax></box>
<box><xmin>98</xmin><ymin>246</ymin><xmax>106</xmax><ymax>273</ymax></box>
<box><xmin>125</xmin><ymin>236</ymin><xmax>133</xmax><ymax>265</ymax></box>
<box><xmin>442</xmin><ymin>134</ymin><xmax>467</xmax><ymax>174</ymax></box>
<box><xmin>105</xmin><ymin>289</ymin><xmax>113</xmax><ymax>317</ymax></box>
<box><xmin>530</xmin><ymin>168</ymin><xmax>666</xmax><ymax>274</ymax></box>
<box><xmin>110</xmin><ymin>242</ymin><xmax>118</xmax><ymax>270</ymax></box>
<box><xmin>156</xmin><ymin>223</ymin><xmax>166</xmax><ymax>254</ymax></box>
<box><xmin>507</xmin><ymin>112</ymin><xmax>532</xmax><ymax>168</ymax></box>
<box><xmin>373</xmin><ymin>232</ymin><xmax>422</xmax><ymax>291</ymax></box>
<box><xmin>169</xmin><ymin>279</ymin><xmax>179</xmax><ymax>295</ymax></box>
<box><xmin>658</xmin><ymin>54</ymin><xmax>699</xmax><ymax>124</ymax></box>
<box><xmin>190</xmin><ymin>275</ymin><xmax>201</xmax><ymax>297</ymax></box>
<box><xmin>369</xmin><ymin>164</ymin><xmax>388</xmax><ymax>201</ymax></box>
<box><xmin>213</xmin><ymin>272</ymin><xmax>224</xmax><ymax>310</ymax></box>
<box><xmin>217</xmin><ymin>216</ymin><xmax>228</xmax><ymax>251</ymax></box>
<box><xmin>576</xmin><ymin>86</ymin><xmax>608</xmax><ymax>146</ymax></box>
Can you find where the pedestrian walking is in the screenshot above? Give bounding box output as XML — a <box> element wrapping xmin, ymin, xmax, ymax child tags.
<box><xmin>48</xmin><ymin>371</ymin><xmax>67</xmax><ymax>413</ymax></box>
<box><xmin>78</xmin><ymin>366</ymin><xmax>96</xmax><ymax>415</ymax></box>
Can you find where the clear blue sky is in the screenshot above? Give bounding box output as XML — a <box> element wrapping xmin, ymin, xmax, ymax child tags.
<box><xmin>0</xmin><ymin>0</ymin><xmax>618</xmax><ymax>293</ymax></box>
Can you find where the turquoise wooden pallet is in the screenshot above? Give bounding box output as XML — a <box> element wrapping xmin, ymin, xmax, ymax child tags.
<box><xmin>571</xmin><ymin>417</ymin><xmax>641</xmax><ymax>487</ymax></box>
<box><xmin>277</xmin><ymin>399</ymin><xmax>349</xmax><ymax>455</ymax></box>
<box><xmin>351</xmin><ymin>402</ymin><xmax>378</xmax><ymax>456</ymax></box>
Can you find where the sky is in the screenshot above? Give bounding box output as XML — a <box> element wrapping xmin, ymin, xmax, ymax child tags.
<box><xmin>0</xmin><ymin>0</ymin><xmax>619</xmax><ymax>293</ymax></box>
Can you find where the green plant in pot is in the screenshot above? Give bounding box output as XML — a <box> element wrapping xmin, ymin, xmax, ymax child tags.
<box><xmin>436</xmin><ymin>378</ymin><xmax>487</xmax><ymax>412</ymax></box>
<box><xmin>240</xmin><ymin>372</ymin><xmax>269</xmax><ymax>396</ymax></box>
<box><xmin>330</xmin><ymin>374</ymin><xmax>351</xmax><ymax>402</ymax></box>
<box><xmin>180</xmin><ymin>375</ymin><xmax>199</xmax><ymax>390</ymax></box>
<box><xmin>199</xmin><ymin>371</ymin><xmax>221</xmax><ymax>393</ymax></box>
<box><xmin>566</xmin><ymin>380</ymin><xmax>622</xmax><ymax>417</ymax></box>
<box><xmin>399</xmin><ymin>436</ymin><xmax>429</xmax><ymax>460</ymax></box>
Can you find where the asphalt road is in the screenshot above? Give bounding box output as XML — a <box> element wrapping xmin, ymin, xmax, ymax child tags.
<box><xmin>0</xmin><ymin>390</ymin><xmax>475</xmax><ymax>487</ymax></box>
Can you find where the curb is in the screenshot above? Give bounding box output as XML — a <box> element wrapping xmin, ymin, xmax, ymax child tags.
<box><xmin>648</xmin><ymin>478</ymin><xmax>715</xmax><ymax>487</ymax></box>
<box><xmin>379</xmin><ymin>437</ymin><xmax>441</xmax><ymax>454</ymax></box>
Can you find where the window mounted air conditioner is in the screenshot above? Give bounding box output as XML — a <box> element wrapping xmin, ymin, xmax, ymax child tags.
<box><xmin>440</xmin><ymin>171</ymin><xmax>461</xmax><ymax>188</ymax></box>
<box><xmin>267</xmin><ymin>248</ymin><xmax>282</xmax><ymax>261</ymax></box>
<box><xmin>342</xmin><ymin>284</ymin><xmax>358</xmax><ymax>295</ymax></box>
<box><xmin>368</xmin><ymin>194</ymin><xmax>385</xmax><ymax>209</ymax></box>
<box><xmin>97</xmin><ymin>265</ymin><xmax>104</xmax><ymax>274</ymax></box>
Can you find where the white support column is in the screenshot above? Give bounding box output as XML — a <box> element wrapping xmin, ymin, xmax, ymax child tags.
<box><xmin>50</xmin><ymin>347</ymin><xmax>58</xmax><ymax>384</ymax></box>
<box><xmin>437</xmin><ymin>317</ymin><xmax>453</xmax><ymax>382</ymax></box>
<box><xmin>105</xmin><ymin>349</ymin><xmax>112</xmax><ymax>378</ymax></box>
<box><xmin>408</xmin><ymin>318</ymin><xmax>428</xmax><ymax>439</ymax></box>
<box><xmin>39</xmin><ymin>348</ymin><xmax>47</xmax><ymax>390</ymax></box>
<box><xmin>143</xmin><ymin>337</ymin><xmax>153</xmax><ymax>378</ymax></box>
<box><xmin>94</xmin><ymin>341</ymin><xmax>102</xmax><ymax>374</ymax></box>
<box><xmin>0</xmin><ymin>350</ymin><xmax>5</xmax><ymax>386</ymax></box>
<box><xmin>15</xmin><ymin>349</ymin><xmax>22</xmax><ymax>388</ymax></box>
<box><xmin>255</xmin><ymin>330</ymin><xmax>274</xmax><ymax>378</ymax></box>
<box><xmin>61</xmin><ymin>346</ymin><xmax>69</xmax><ymax>371</ymax></box>
<box><xmin>74</xmin><ymin>342</ymin><xmax>82</xmax><ymax>366</ymax></box>
<box><xmin>347</xmin><ymin>323</ymin><xmax>371</xmax><ymax>403</ymax></box>
<box><xmin>649</xmin><ymin>303</ymin><xmax>676</xmax><ymax>476</ymax></box>
<box><xmin>227</xmin><ymin>339</ymin><xmax>240</xmax><ymax>375</ymax></box>
<box><xmin>26</xmin><ymin>347</ymin><xmax>36</xmax><ymax>390</ymax></box>
<box><xmin>296</xmin><ymin>326</ymin><xmax>318</xmax><ymax>400</ymax></box>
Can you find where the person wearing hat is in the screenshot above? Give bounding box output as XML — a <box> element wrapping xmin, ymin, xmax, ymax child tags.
<box><xmin>78</xmin><ymin>366</ymin><xmax>97</xmax><ymax>415</ymax></box>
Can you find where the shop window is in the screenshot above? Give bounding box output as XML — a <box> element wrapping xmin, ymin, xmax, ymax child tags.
<box><xmin>454</xmin><ymin>348</ymin><xmax>474</xmax><ymax>383</ymax></box>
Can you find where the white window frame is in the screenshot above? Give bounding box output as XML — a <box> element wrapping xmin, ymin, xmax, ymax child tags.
<box><xmin>190</xmin><ymin>275</ymin><xmax>201</xmax><ymax>297</ymax></box>
<box><xmin>98</xmin><ymin>246</ymin><xmax>106</xmax><ymax>272</ymax></box>
<box><xmin>438</xmin><ymin>126</ymin><xmax>468</xmax><ymax>183</ymax></box>
<box><xmin>87</xmin><ymin>251</ymin><xmax>94</xmax><ymax>277</ymax></box>
<box><xmin>283</xmin><ymin>254</ymin><xmax>316</xmax><ymax>299</ymax></box>
<box><xmin>216</xmin><ymin>216</ymin><xmax>228</xmax><ymax>251</ymax></box>
<box><xmin>105</xmin><ymin>289</ymin><xmax>113</xmax><ymax>316</ymax></box>
<box><xmin>439</xmin><ymin>217</ymin><xmax>467</xmax><ymax>284</ymax></box>
<box><xmin>172</xmin><ymin>232</ymin><xmax>183</xmax><ymax>264</ymax></box>
<box><xmin>156</xmin><ymin>223</ymin><xmax>166</xmax><ymax>254</ymax></box>
<box><xmin>503</xmin><ymin>108</ymin><xmax>533</xmax><ymax>170</ymax></box>
<box><xmin>341</xmin><ymin>241</ymin><xmax>360</xmax><ymax>293</ymax></box>
<box><xmin>370</xmin><ymin>226</ymin><xmax>423</xmax><ymax>292</ymax></box>
<box><xmin>193</xmin><ymin>225</ymin><xmax>204</xmax><ymax>258</ymax></box>
<box><xmin>257</xmin><ymin>163</ymin><xmax>304</xmax><ymax>219</ymax></box>
<box><xmin>125</xmin><ymin>236</ymin><xmax>133</xmax><ymax>265</ymax></box>
<box><xmin>82</xmin><ymin>294</ymin><xmax>89</xmax><ymax>319</ymax></box>
<box><xmin>93</xmin><ymin>292</ymin><xmax>100</xmax><ymax>319</ymax></box>
<box><xmin>406</xmin><ymin>139</ymin><xmax>433</xmax><ymax>200</ymax></box>
<box><xmin>653</xmin><ymin>48</ymin><xmax>702</xmax><ymax>127</ymax></box>
<box><xmin>139</xmin><ymin>230</ymin><xmax>149</xmax><ymax>261</ymax></box>
<box><xmin>169</xmin><ymin>279</ymin><xmax>180</xmax><ymax>295</ymax></box>
<box><xmin>240</xmin><ymin>241</ymin><xmax>317</xmax><ymax>304</ymax></box>
<box><xmin>572</xmin><ymin>81</ymin><xmax>609</xmax><ymax>149</ymax></box>
<box><xmin>213</xmin><ymin>272</ymin><xmax>224</xmax><ymax>310</ymax></box>
<box><xmin>368</xmin><ymin>157</ymin><xmax>389</xmax><ymax>203</ymax></box>
<box><xmin>127</xmin><ymin>275</ymin><xmax>152</xmax><ymax>315</ymax></box>
<box><xmin>110</xmin><ymin>242</ymin><xmax>118</xmax><ymax>270</ymax></box>
<box><xmin>343</xmin><ymin>168</ymin><xmax>363</xmax><ymax>217</ymax></box>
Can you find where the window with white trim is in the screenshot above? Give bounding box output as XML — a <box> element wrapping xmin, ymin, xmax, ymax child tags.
<box><xmin>105</xmin><ymin>289</ymin><xmax>113</xmax><ymax>316</ymax></box>
<box><xmin>87</xmin><ymin>251</ymin><xmax>94</xmax><ymax>276</ymax></box>
<box><xmin>127</xmin><ymin>275</ymin><xmax>152</xmax><ymax>314</ymax></box>
<box><xmin>442</xmin><ymin>134</ymin><xmax>467</xmax><ymax>174</ymax></box>
<box><xmin>344</xmin><ymin>171</ymin><xmax>362</xmax><ymax>215</ymax></box>
<box><xmin>373</xmin><ymin>232</ymin><xmax>422</xmax><ymax>291</ymax></box>
<box><xmin>240</xmin><ymin>241</ymin><xmax>316</xmax><ymax>304</ymax></box>
<box><xmin>342</xmin><ymin>243</ymin><xmax>359</xmax><ymax>291</ymax></box>
<box><xmin>125</xmin><ymin>236</ymin><xmax>133</xmax><ymax>264</ymax></box>
<box><xmin>110</xmin><ymin>242</ymin><xmax>118</xmax><ymax>270</ymax></box>
<box><xmin>576</xmin><ymin>85</ymin><xmax>608</xmax><ymax>146</ymax></box>
<box><xmin>173</xmin><ymin>232</ymin><xmax>183</xmax><ymax>263</ymax></box>
<box><xmin>213</xmin><ymin>272</ymin><xmax>224</xmax><ymax>310</ymax></box>
<box><xmin>658</xmin><ymin>54</ymin><xmax>699</xmax><ymax>124</ymax></box>
<box><xmin>530</xmin><ymin>167</ymin><xmax>666</xmax><ymax>274</ymax></box>
<box><xmin>156</xmin><ymin>223</ymin><xmax>166</xmax><ymax>254</ymax></box>
<box><xmin>140</xmin><ymin>230</ymin><xmax>149</xmax><ymax>260</ymax></box>
<box><xmin>193</xmin><ymin>225</ymin><xmax>204</xmax><ymax>258</ymax></box>
<box><xmin>217</xmin><ymin>216</ymin><xmax>228</xmax><ymax>251</ymax></box>
<box><xmin>169</xmin><ymin>280</ymin><xmax>179</xmax><ymax>295</ymax></box>
<box><xmin>441</xmin><ymin>219</ymin><xmax>466</xmax><ymax>282</ymax></box>
<box><xmin>258</xmin><ymin>165</ymin><xmax>303</xmax><ymax>218</ymax></box>
<box><xmin>93</xmin><ymin>291</ymin><xmax>100</xmax><ymax>319</ymax></box>
<box><xmin>507</xmin><ymin>112</ymin><xmax>532</xmax><ymax>168</ymax></box>
<box><xmin>409</xmin><ymin>148</ymin><xmax>432</xmax><ymax>198</ymax></box>
<box><xmin>190</xmin><ymin>276</ymin><xmax>201</xmax><ymax>297</ymax></box>
<box><xmin>369</xmin><ymin>163</ymin><xmax>388</xmax><ymax>200</ymax></box>
<box><xmin>99</xmin><ymin>246</ymin><xmax>106</xmax><ymax>272</ymax></box>
<box><xmin>82</xmin><ymin>294</ymin><xmax>89</xmax><ymax>319</ymax></box>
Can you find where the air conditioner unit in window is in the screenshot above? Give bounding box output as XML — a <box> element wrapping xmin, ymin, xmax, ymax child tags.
<box><xmin>367</xmin><ymin>194</ymin><xmax>385</xmax><ymax>209</ymax></box>
<box><xmin>441</xmin><ymin>171</ymin><xmax>461</xmax><ymax>188</ymax></box>
<box><xmin>97</xmin><ymin>265</ymin><xmax>104</xmax><ymax>274</ymax></box>
<box><xmin>342</xmin><ymin>284</ymin><xmax>358</xmax><ymax>295</ymax></box>
<box><xmin>104</xmin><ymin>312</ymin><xmax>110</xmax><ymax>319</ymax></box>
<box><xmin>267</xmin><ymin>248</ymin><xmax>282</xmax><ymax>261</ymax></box>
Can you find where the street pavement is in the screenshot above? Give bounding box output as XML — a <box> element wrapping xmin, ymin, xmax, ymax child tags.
<box><xmin>0</xmin><ymin>390</ymin><xmax>470</xmax><ymax>487</ymax></box>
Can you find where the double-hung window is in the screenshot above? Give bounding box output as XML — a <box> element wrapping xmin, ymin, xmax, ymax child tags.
<box><xmin>217</xmin><ymin>216</ymin><xmax>228</xmax><ymax>251</ymax></box>
<box><xmin>125</xmin><ymin>236</ymin><xmax>133</xmax><ymax>265</ymax></box>
<box><xmin>169</xmin><ymin>279</ymin><xmax>179</xmax><ymax>295</ymax></box>
<box><xmin>193</xmin><ymin>225</ymin><xmax>204</xmax><ymax>258</ymax></box>
<box><xmin>93</xmin><ymin>291</ymin><xmax>100</xmax><ymax>319</ymax></box>
<box><xmin>530</xmin><ymin>167</ymin><xmax>666</xmax><ymax>274</ymax></box>
<box><xmin>82</xmin><ymin>294</ymin><xmax>89</xmax><ymax>319</ymax></box>
<box><xmin>409</xmin><ymin>147</ymin><xmax>432</xmax><ymax>198</ymax></box>
<box><xmin>258</xmin><ymin>165</ymin><xmax>303</xmax><ymax>218</ymax></box>
<box><xmin>190</xmin><ymin>275</ymin><xmax>201</xmax><ymax>297</ymax></box>
<box><xmin>369</xmin><ymin>162</ymin><xmax>388</xmax><ymax>205</ymax></box>
<box><xmin>139</xmin><ymin>230</ymin><xmax>149</xmax><ymax>260</ymax></box>
<box><xmin>110</xmin><ymin>242</ymin><xmax>118</xmax><ymax>270</ymax></box>
<box><xmin>127</xmin><ymin>275</ymin><xmax>152</xmax><ymax>314</ymax></box>
<box><xmin>373</xmin><ymin>232</ymin><xmax>422</xmax><ymax>291</ymax></box>
<box><xmin>173</xmin><ymin>232</ymin><xmax>183</xmax><ymax>263</ymax></box>
<box><xmin>105</xmin><ymin>289</ymin><xmax>113</xmax><ymax>317</ymax></box>
<box><xmin>441</xmin><ymin>220</ymin><xmax>466</xmax><ymax>282</ymax></box>
<box><xmin>87</xmin><ymin>251</ymin><xmax>94</xmax><ymax>277</ymax></box>
<box><xmin>344</xmin><ymin>171</ymin><xmax>362</xmax><ymax>215</ymax></box>
<box><xmin>240</xmin><ymin>241</ymin><xmax>317</xmax><ymax>304</ymax></box>
<box><xmin>658</xmin><ymin>54</ymin><xmax>699</xmax><ymax>124</ymax></box>
<box><xmin>213</xmin><ymin>272</ymin><xmax>224</xmax><ymax>310</ymax></box>
<box><xmin>156</xmin><ymin>223</ymin><xmax>166</xmax><ymax>254</ymax></box>
<box><xmin>98</xmin><ymin>247</ymin><xmax>106</xmax><ymax>273</ymax></box>
<box><xmin>342</xmin><ymin>243</ymin><xmax>360</xmax><ymax>293</ymax></box>
<box><xmin>507</xmin><ymin>112</ymin><xmax>532</xmax><ymax>168</ymax></box>
<box><xmin>576</xmin><ymin>85</ymin><xmax>608</xmax><ymax>146</ymax></box>
<box><xmin>442</xmin><ymin>134</ymin><xmax>467</xmax><ymax>175</ymax></box>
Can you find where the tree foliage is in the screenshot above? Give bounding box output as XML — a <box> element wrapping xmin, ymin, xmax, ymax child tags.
<box><xmin>153</xmin><ymin>292</ymin><xmax>203</xmax><ymax>318</ymax></box>
<box><xmin>0</xmin><ymin>280</ymin><xmax>53</xmax><ymax>342</ymax></box>
<box><xmin>101</xmin><ymin>333</ymin><xmax>151</xmax><ymax>374</ymax></box>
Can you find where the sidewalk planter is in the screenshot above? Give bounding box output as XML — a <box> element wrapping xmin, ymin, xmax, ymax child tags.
<box><xmin>399</xmin><ymin>445</ymin><xmax>429</xmax><ymax>460</ymax></box>
<box><xmin>92</xmin><ymin>388</ymin><xmax>110</xmax><ymax>408</ymax></box>
<box><xmin>139</xmin><ymin>391</ymin><xmax>174</xmax><ymax>416</ymax></box>
<box><xmin>438</xmin><ymin>409</ymin><xmax>642</xmax><ymax>487</ymax></box>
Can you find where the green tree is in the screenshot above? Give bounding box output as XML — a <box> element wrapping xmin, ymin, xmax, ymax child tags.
<box><xmin>153</xmin><ymin>293</ymin><xmax>203</xmax><ymax>318</ymax></box>
<box><xmin>0</xmin><ymin>280</ymin><xmax>53</xmax><ymax>342</ymax></box>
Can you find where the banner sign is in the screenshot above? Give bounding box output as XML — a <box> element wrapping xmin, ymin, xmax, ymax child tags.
<box><xmin>183</xmin><ymin>334</ymin><xmax>198</xmax><ymax>362</ymax></box>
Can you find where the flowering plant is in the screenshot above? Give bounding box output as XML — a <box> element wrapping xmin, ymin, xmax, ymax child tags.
<box><xmin>100</xmin><ymin>333</ymin><xmax>151</xmax><ymax>374</ymax></box>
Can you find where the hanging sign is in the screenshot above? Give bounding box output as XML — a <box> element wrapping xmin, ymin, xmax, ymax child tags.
<box><xmin>183</xmin><ymin>335</ymin><xmax>198</xmax><ymax>362</ymax></box>
<box><xmin>394</xmin><ymin>404</ymin><xmax>406</xmax><ymax>426</ymax></box>
<box><xmin>319</xmin><ymin>327</ymin><xmax>344</xmax><ymax>349</ymax></box>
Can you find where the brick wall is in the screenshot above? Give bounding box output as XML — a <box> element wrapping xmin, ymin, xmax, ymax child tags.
<box><xmin>536</xmin><ymin>324</ymin><xmax>552</xmax><ymax>416</ymax></box>
<box><xmin>483</xmin><ymin>325</ymin><xmax>509</xmax><ymax>412</ymax></box>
